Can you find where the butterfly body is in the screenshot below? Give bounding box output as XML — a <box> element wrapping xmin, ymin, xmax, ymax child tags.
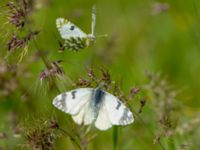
<box><xmin>53</xmin><ymin>87</ymin><xmax>134</xmax><ymax>130</ymax></box>
<box><xmin>88</xmin><ymin>88</ymin><xmax>105</xmax><ymax>121</ymax></box>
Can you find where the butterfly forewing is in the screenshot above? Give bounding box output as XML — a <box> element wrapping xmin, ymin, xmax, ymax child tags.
<box><xmin>56</xmin><ymin>18</ymin><xmax>87</xmax><ymax>39</ymax></box>
<box><xmin>53</xmin><ymin>88</ymin><xmax>93</xmax><ymax>115</ymax></box>
<box><xmin>56</xmin><ymin>18</ymin><xmax>92</xmax><ymax>51</ymax></box>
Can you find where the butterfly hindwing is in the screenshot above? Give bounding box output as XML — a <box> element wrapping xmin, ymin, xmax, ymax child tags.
<box><xmin>52</xmin><ymin>88</ymin><xmax>93</xmax><ymax>115</ymax></box>
<box><xmin>72</xmin><ymin>104</ymin><xmax>86</xmax><ymax>125</ymax></box>
<box><xmin>72</xmin><ymin>98</ymin><xmax>96</xmax><ymax>125</ymax></box>
<box><xmin>56</xmin><ymin>18</ymin><xmax>87</xmax><ymax>39</ymax></box>
<box><xmin>103</xmin><ymin>91</ymin><xmax>134</xmax><ymax>126</ymax></box>
<box><xmin>64</xmin><ymin>37</ymin><xmax>88</xmax><ymax>51</ymax></box>
<box><xmin>95</xmin><ymin>102</ymin><xmax>112</xmax><ymax>130</ymax></box>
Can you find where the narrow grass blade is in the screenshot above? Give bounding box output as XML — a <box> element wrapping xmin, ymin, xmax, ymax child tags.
<box><xmin>112</xmin><ymin>126</ymin><xmax>118</xmax><ymax>150</ymax></box>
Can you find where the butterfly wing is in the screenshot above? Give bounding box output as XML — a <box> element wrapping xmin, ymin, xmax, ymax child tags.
<box><xmin>53</xmin><ymin>88</ymin><xmax>133</xmax><ymax>130</ymax></box>
<box><xmin>56</xmin><ymin>18</ymin><xmax>87</xmax><ymax>39</ymax></box>
<box><xmin>103</xmin><ymin>91</ymin><xmax>134</xmax><ymax>126</ymax></box>
<box><xmin>95</xmin><ymin>103</ymin><xmax>112</xmax><ymax>130</ymax></box>
<box><xmin>53</xmin><ymin>88</ymin><xmax>96</xmax><ymax>125</ymax></box>
<box><xmin>72</xmin><ymin>100</ymin><xmax>96</xmax><ymax>125</ymax></box>
<box><xmin>52</xmin><ymin>88</ymin><xmax>93</xmax><ymax>115</ymax></box>
<box><xmin>94</xmin><ymin>91</ymin><xmax>133</xmax><ymax>130</ymax></box>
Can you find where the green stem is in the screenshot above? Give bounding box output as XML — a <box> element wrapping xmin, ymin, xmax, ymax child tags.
<box><xmin>112</xmin><ymin>126</ymin><xmax>118</xmax><ymax>150</ymax></box>
<box><xmin>59</xmin><ymin>128</ymin><xmax>82</xmax><ymax>150</ymax></box>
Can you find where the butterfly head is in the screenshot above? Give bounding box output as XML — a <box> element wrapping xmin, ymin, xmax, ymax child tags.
<box><xmin>86</xmin><ymin>34</ymin><xmax>96</xmax><ymax>46</ymax></box>
<box><xmin>95</xmin><ymin>82</ymin><xmax>105</xmax><ymax>90</ymax></box>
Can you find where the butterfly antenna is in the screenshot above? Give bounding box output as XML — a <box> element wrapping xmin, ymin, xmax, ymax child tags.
<box><xmin>96</xmin><ymin>34</ymin><xmax>108</xmax><ymax>38</ymax></box>
<box><xmin>91</xmin><ymin>5</ymin><xmax>96</xmax><ymax>36</ymax></box>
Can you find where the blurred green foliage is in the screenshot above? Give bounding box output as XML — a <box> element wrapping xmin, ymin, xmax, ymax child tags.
<box><xmin>0</xmin><ymin>0</ymin><xmax>200</xmax><ymax>149</ymax></box>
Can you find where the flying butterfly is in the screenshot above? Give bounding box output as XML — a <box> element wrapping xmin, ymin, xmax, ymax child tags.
<box><xmin>56</xmin><ymin>6</ymin><xmax>96</xmax><ymax>51</ymax></box>
<box><xmin>52</xmin><ymin>87</ymin><xmax>134</xmax><ymax>130</ymax></box>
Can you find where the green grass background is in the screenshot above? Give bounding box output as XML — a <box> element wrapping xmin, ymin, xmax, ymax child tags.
<box><xmin>0</xmin><ymin>0</ymin><xmax>200</xmax><ymax>149</ymax></box>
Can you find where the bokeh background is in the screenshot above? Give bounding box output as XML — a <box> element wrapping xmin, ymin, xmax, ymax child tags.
<box><xmin>0</xmin><ymin>0</ymin><xmax>200</xmax><ymax>149</ymax></box>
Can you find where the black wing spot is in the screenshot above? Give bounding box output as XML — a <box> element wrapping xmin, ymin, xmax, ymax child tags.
<box><xmin>116</xmin><ymin>101</ymin><xmax>121</xmax><ymax>110</ymax></box>
<box><xmin>119</xmin><ymin>108</ymin><xmax>133</xmax><ymax>124</ymax></box>
<box><xmin>71</xmin><ymin>91</ymin><xmax>77</xmax><ymax>99</ymax></box>
<box><xmin>70</xmin><ymin>25</ymin><xmax>75</xmax><ymax>31</ymax></box>
<box><xmin>60</xmin><ymin>93</ymin><xmax>67</xmax><ymax>108</ymax></box>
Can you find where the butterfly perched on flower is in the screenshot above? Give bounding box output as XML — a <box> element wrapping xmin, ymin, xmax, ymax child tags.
<box><xmin>56</xmin><ymin>6</ymin><xmax>96</xmax><ymax>51</ymax></box>
<box><xmin>53</xmin><ymin>87</ymin><xmax>134</xmax><ymax>130</ymax></box>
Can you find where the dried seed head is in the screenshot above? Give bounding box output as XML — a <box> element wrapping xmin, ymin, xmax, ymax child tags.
<box><xmin>0</xmin><ymin>132</ymin><xmax>7</xmax><ymax>139</ymax></box>
<box><xmin>159</xmin><ymin>115</ymin><xmax>172</xmax><ymax>129</ymax></box>
<box><xmin>7</xmin><ymin>31</ymin><xmax>39</xmax><ymax>51</ymax></box>
<box><xmin>7</xmin><ymin>35</ymin><xmax>22</xmax><ymax>51</ymax></box>
<box><xmin>138</xmin><ymin>98</ymin><xmax>146</xmax><ymax>113</ymax></box>
<box><xmin>75</xmin><ymin>77</ymin><xmax>91</xmax><ymax>87</ymax></box>
<box><xmin>179</xmin><ymin>144</ymin><xmax>189</xmax><ymax>150</ymax></box>
<box><xmin>87</xmin><ymin>67</ymin><xmax>97</xmax><ymax>81</ymax></box>
<box><xmin>6</xmin><ymin>2</ymin><xmax>25</xmax><ymax>28</ymax></box>
<box><xmin>40</xmin><ymin>60</ymin><xmax>64</xmax><ymax>81</ymax></box>
<box><xmin>144</xmin><ymin>72</ymin><xmax>181</xmax><ymax>142</ymax></box>
<box><xmin>6</xmin><ymin>0</ymin><xmax>34</xmax><ymax>28</ymax></box>
<box><xmin>129</xmin><ymin>87</ymin><xmax>140</xmax><ymax>99</ymax></box>
<box><xmin>49</xmin><ymin>118</ymin><xmax>59</xmax><ymax>129</ymax></box>
<box><xmin>152</xmin><ymin>2</ymin><xmax>169</xmax><ymax>15</ymax></box>
<box><xmin>100</xmin><ymin>69</ymin><xmax>111</xmax><ymax>82</ymax></box>
<box><xmin>25</xmin><ymin>119</ymin><xmax>57</xmax><ymax>150</ymax></box>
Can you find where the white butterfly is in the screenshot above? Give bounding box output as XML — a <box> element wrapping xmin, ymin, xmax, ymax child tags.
<box><xmin>52</xmin><ymin>87</ymin><xmax>134</xmax><ymax>130</ymax></box>
<box><xmin>56</xmin><ymin>6</ymin><xmax>96</xmax><ymax>51</ymax></box>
